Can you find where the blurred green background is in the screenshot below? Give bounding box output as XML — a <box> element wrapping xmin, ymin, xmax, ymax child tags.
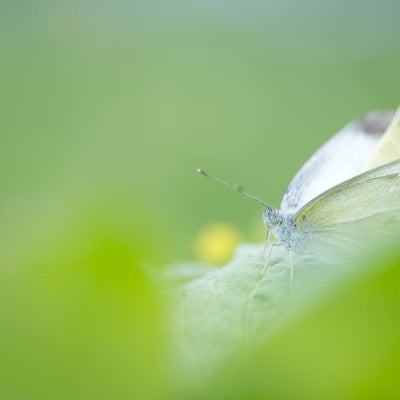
<box><xmin>1</xmin><ymin>2</ymin><xmax>400</xmax><ymax>398</ymax></box>
<box><xmin>2</xmin><ymin>0</ymin><xmax>399</xmax><ymax>266</ymax></box>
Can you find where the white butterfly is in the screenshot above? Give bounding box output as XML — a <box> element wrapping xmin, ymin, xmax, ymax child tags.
<box><xmin>198</xmin><ymin>108</ymin><xmax>400</xmax><ymax>279</ymax></box>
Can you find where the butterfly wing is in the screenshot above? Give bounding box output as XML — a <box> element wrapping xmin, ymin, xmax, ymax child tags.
<box><xmin>294</xmin><ymin>160</ymin><xmax>400</xmax><ymax>249</ymax></box>
<box><xmin>367</xmin><ymin>106</ymin><xmax>400</xmax><ymax>170</ymax></box>
<box><xmin>281</xmin><ymin>111</ymin><xmax>394</xmax><ymax>214</ymax></box>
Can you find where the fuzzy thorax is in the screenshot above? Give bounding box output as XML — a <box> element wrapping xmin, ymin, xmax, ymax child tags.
<box><xmin>262</xmin><ymin>208</ymin><xmax>298</xmax><ymax>250</ymax></box>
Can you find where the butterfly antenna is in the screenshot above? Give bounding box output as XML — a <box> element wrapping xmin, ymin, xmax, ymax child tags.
<box><xmin>197</xmin><ymin>168</ymin><xmax>271</xmax><ymax>209</ymax></box>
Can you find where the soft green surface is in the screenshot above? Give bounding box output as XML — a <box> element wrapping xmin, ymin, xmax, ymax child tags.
<box><xmin>170</xmin><ymin>245</ymin><xmax>400</xmax><ymax>400</ymax></box>
<box><xmin>181</xmin><ymin>246</ymin><xmax>400</xmax><ymax>400</ymax></box>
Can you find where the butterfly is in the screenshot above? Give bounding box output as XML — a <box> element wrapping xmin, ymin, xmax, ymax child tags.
<box><xmin>198</xmin><ymin>108</ymin><xmax>400</xmax><ymax>280</ymax></box>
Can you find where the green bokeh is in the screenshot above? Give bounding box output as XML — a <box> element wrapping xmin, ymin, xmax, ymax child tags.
<box><xmin>0</xmin><ymin>201</ymin><xmax>169</xmax><ymax>399</ymax></box>
<box><xmin>1</xmin><ymin>1</ymin><xmax>400</xmax><ymax>264</ymax></box>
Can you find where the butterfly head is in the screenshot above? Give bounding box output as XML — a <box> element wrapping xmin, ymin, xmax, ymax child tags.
<box><xmin>262</xmin><ymin>208</ymin><xmax>297</xmax><ymax>247</ymax></box>
<box><xmin>262</xmin><ymin>208</ymin><xmax>282</xmax><ymax>229</ymax></box>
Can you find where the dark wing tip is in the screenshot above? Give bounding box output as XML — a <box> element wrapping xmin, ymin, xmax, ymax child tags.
<box><xmin>353</xmin><ymin>110</ymin><xmax>395</xmax><ymax>135</ymax></box>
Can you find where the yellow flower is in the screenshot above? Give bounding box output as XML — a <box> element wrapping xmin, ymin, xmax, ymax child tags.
<box><xmin>195</xmin><ymin>223</ymin><xmax>241</xmax><ymax>265</ymax></box>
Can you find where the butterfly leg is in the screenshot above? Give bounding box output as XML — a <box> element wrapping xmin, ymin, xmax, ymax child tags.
<box><xmin>261</xmin><ymin>245</ymin><xmax>273</xmax><ymax>277</ymax></box>
<box><xmin>262</xmin><ymin>230</ymin><xmax>271</xmax><ymax>258</ymax></box>
<box><xmin>261</xmin><ymin>231</ymin><xmax>275</xmax><ymax>277</ymax></box>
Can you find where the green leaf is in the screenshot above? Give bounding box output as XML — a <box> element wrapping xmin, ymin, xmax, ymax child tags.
<box><xmin>169</xmin><ymin>243</ymin><xmax>340</xmax><ymax>383</ymax></box>
<box><xmin>188</xmin><ymin>247</ymin><xmax>400</xmax><ymax>400</ymax></box>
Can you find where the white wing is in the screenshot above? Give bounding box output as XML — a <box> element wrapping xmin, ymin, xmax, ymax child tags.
<box><xmin>294</xmin><ymin>160</ymin><xmax>400</xmax><ymax>249</ymax></box>
<box><xmin>280</xmin><ymin>111</ymin><xmax>394</xmax><ymax>214</ymax></box>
